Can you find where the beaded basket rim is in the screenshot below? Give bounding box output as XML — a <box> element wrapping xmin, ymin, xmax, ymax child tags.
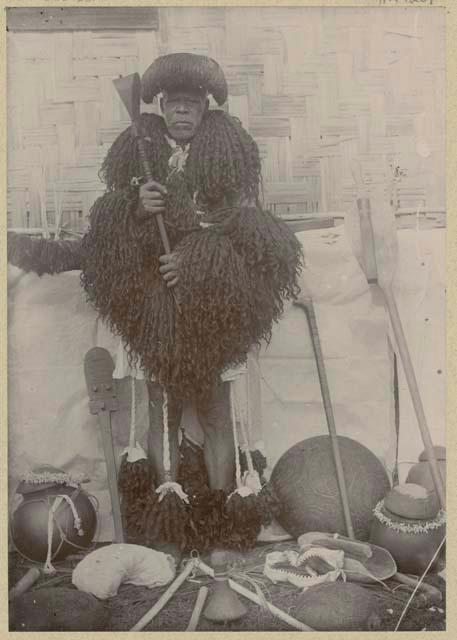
<box><xmin>373</xmin><ymin>500</ymin><xmax>446</xmax><ymax>534</ymax></box>
<box><xmin>20</xmin><ymin>470</ymin><xmax>88</xmax><ymax>486</ymax></box>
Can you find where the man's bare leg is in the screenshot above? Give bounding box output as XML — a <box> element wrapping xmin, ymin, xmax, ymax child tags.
<box><xmin>146</xmin><ymin>381</ymin><xmax>183</xmax><ymax>561</ymax></box>
<box><xmin>146</xmin><ymin>381</ymin><xmax>182</xmax><ymax>484</ymax></box>
<box><xmin>196</xmin><ymin>381</ymin><xmax>235</xmax><ymax>491</ymax></box>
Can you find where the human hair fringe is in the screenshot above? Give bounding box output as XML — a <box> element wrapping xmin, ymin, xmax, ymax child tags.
<box><xmin>141</xmin><ymin>492</ymin><xmax>190</xmax><ymax>550</ymax></box>
<box><xmin>6</xmin><ymin>111</ymin><xmax>263</xmax><ymax>281</ymax></box>
<box><xmin>10</xmin><ymin>109</ymin><xmax>302</xmax><ymax>397</ymax></box>
<box><xmin>118</xmin><ymin>434</ymin><xmax>281</xmax><ymax>551</ymax></box>
<box><xmin>166</xmin><ymin>204</ymin><xmax>303</xmax><ymax>396</ymax></box>
<box><xmin>80</xmin><ymin>112</ymin><xmax>303</xmax><ymax>397</ymax></box>
<box><xmin>98</xmin><ymin>110</ymin><xmax>261</xmax><ymax>205</ymax></box>
<box><xmin>118</xmin><ymin>457</ymin><xmax>152</xmax><ymax>536</ymax></box>
<box><xmin>7</xmin><ymin>232</ymin><xmax>82</xmax><ymax>276</ymax></box>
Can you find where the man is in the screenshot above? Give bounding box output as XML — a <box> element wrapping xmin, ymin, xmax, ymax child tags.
<box><xmin>139</xmin><ymin>83</ymin><xmax>238</xmax><ymax>499</ymax></box>
<box><xmin>8</xmin><ymin>52</ymin><xmax>303</xmax><ymax>554</ymax></box>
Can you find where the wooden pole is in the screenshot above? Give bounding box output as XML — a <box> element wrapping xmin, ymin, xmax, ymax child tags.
<box><xmin>295</xmin><ymin>295</ymin><xmax>355</xmax><ymax>540</ymax></box>
<box><xmin>8</xmin><ymin>568</ymin><xmax>41</xmax><ymax>600</ymax></box>
<box><xmin>198</xmin><ymin>559</ymin><xmax>314</xmax><ymax>631</ymax></box>
<box><xmin>185</xmin><ymin>586</ymin><xmax>209</xmax><ymax>631</ymax></box>
<box><xmin>350</xmin><ymin>160</ymin><xmax>445</xmax><ymax>509</ymax></box>
<box><xmin>130</xmin><ymin>559</ymin><xmax>198</xmax><ymax>631</ymax></box>
<box><xmin>382</xmin><ymin>286</ymin><xmax>445</xmax><ymax>508</ymax></box>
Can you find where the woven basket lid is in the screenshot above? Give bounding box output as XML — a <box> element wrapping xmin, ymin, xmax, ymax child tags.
<box><xmin>17</xmin><ymin>465</ymin><xmax>84</xmax><ymax>495</ymax></box>
<box><xmin>383</xmin><ymin>483</ymin><xmax>439</xmax><ymax>520</ymax></box>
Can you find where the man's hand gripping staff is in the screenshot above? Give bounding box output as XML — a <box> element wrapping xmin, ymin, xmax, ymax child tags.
<box><xmin>113</xmin><ymin>74</ymin><xmax>180</xmax><ymax>290</ymax></box>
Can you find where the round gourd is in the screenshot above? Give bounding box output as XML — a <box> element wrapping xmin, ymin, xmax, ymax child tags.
<box><xmin>384</xmin><ymin>483</ymin><xmax>439</xmax><ymax>520</ymax></box>
<box><xmin>294</xmin><ymin>582</ymin><xmax>381</xmax><ymax>631</ymax></box>
<box><xmin>270</xmin><ymin>436</ymin><xmax>391</xmax><ymax>540</ymax></box>
<box><xmin>11</xmin><ymin>485</ymin><xmax>97</xmax><ymax>563</ymax></box>
<box><xmin>10</xmin><ymin>587</ymin><xmax>109</xmax><ymax>631</ymax></box>
<box><xmin>419</xmin><ymin>446</ymin><xmax>446</xmax><ymax>462</ymax></box>
<box><xmin>406</xmin><ymin>447</ymin><xmax>446</xmax><ymax>510</ymax></box>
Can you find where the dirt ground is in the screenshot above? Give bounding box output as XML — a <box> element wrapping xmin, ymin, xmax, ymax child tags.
<box><xmin>8</xmin><ymin>542</ymin><xmax>446</xmax><ymax>632</ymax></box>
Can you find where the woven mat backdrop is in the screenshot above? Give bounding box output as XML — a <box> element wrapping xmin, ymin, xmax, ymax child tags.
<box><xmin>7</xmin><ymin>6</ymin><xmax>444</xmax><ymax>233</ymax></box>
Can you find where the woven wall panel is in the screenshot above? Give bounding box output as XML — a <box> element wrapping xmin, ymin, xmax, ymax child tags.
<box><xmin>7</xmin><ymin>6</ymin><xmax>445</xmax><ymax>233</ymax></box>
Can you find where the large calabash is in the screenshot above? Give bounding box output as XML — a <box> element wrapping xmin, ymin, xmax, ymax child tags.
<box><xmin>270</xmin><ymin>435</ymin><xmax>391</xmax><ymax>540</ymax></box>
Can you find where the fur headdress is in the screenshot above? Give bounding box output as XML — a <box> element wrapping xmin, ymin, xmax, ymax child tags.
<box><xmin>141</xmin><ymin>52</ymin><xmax>228</xmax><ymax>105</ymax></box>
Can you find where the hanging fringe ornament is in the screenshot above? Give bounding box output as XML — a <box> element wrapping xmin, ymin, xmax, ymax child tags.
<box><xmin>224</xmin><ymin>381</ymin><xmax>264</xmax><ymax>551</ymax></box>
<box><xmin>118</xmin><ymin>376</ymin><xmax>151</xmax><ymax>536</ymax></box>
<box><xmin>78</xmin><ymin>112</ymin><xmax>303</xmax><ymax>400</ymax></box>
<box><xmin>175</xmin><ymin>434</ymin><xmax>228</xmax><ymax>552</ymax></box>
<box><xmin>142</xmin><ymin>388</ymin><xmax>190</xmax><ymax>549</ymax></box>
<box><xmin>177</xmin><ymin>432</ymin><xmax>209</xmax><ymax>497</ymax></box>
<box><xmin>8</xmin><ymin>111</ymin><xmax>303</xmax><ymax>402</ymax></box>
<box><xmin>188</xmin><ymin>488</ymin><xmax>228</xmax><ymax>552</ymax></box>
<box><xmin>238</xmin><ymin>355</ymin><xmax>283</xmax><ymax>528</ymax></box>
<box><xmin>237</xmin><ymin>355</ymin><xmax>269</xmax><ymax>488</ymax></box>
<box><xmin>239</xmin><ymin>447</ymin><xmax>268</xmax><ymax>483</ymax></box>
<box><xmin>175</xmin><ymin>423</ymin><xmax>280</xmax><ymax>551</ymax></box>
<box><xmin>236</xmin><ymin>378</ymin><xmax>281</xmax><ymax>531</ymax></box>
<box><xmin>238</xmin><ymin>372</ymin><xmax>263</xmax><ymax>493</ymax></box>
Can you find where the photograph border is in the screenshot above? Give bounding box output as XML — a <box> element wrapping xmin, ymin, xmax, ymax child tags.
<box><xmin>0</xmin><ymin>0</ymin><xmax>454</xmax><ymax>638</ymax></box>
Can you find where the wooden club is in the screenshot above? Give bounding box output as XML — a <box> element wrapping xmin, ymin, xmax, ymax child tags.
<box><xmin>84</xmin><ymin>347</ymin><xmax>124</xmax><ymax>543</ymax></box>
<box><xmin>113</xmin><ymin>73</ymin><xmax>171</xmax><ymax>254</ymax></box>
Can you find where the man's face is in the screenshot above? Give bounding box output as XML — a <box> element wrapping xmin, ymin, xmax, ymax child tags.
<box><xmin>161</xmin><ymin>87</ymin><xmax>208</xmax><ymax>143</ymax></box>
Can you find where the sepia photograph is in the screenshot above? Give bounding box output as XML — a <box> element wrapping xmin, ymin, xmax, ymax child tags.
<box><xmin>5</xmin><ymin>3</ymin><xmax>446</xmax><ymax>633</ymax></box>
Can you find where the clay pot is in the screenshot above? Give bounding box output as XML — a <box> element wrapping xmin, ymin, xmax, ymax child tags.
<box><xmin>370</xmin><ymin>485</ymin><xmax>446</xmax><ymax>575</ymax></box>
<box><xmin>11</xmin><ymin>484</ymin><xmax>97</xmax><ymax>563</ymax></box>
<box><xmin>406</xmin><ymin>447</ymin><xmax>446</xmax><ymax>511</ymax></box>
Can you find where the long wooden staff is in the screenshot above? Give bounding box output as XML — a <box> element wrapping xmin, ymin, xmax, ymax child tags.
<box><xmin>294</xmin><ymin>290</ymin><xmax>355</xmax><ymax>539</ymax></box>
<box><xmin>294</xmin><ymin>292</ymin><xmax>442</xmax><ymax>591</ymax></box>
<box><xmin>113</xmin><ymin>73</ymin><xmax>171</xmax><ymax>254</ymax></box>
<box><xmin>351</xmin><ymin>160</ymin><xmax>445</xmax><ymax>509</ymax></box>
<box><xmin>129</xmin><ymin>559</ymin><xmax>198</xmax><ymax>631</ymax></box>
